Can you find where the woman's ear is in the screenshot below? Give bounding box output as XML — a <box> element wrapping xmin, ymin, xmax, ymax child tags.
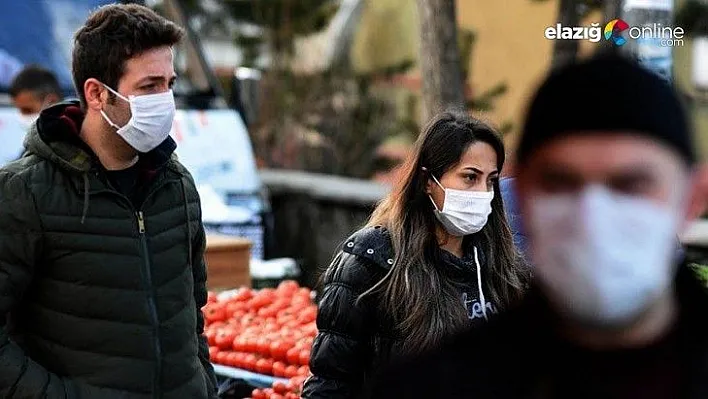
<box><xmin>421</xmin><ymin>167</ymin><xmax>433</xmax><ymax>195</ymax></box>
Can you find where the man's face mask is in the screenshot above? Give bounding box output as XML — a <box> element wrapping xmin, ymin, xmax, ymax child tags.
<box><xmin>100</xmin><ymin>84</ymin><xmax>176</xmax><ymax>153</ymax></box>
<box><xmin>528</xmin><ymin>185</ymin><xmax>682</xmax><ymax>327</ymax></box>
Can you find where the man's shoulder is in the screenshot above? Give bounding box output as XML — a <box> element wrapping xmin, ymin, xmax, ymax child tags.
<box><xmin>0</xmin><ymin>154</ymin><xmax>53</xmax><ymax>186</ymax></box>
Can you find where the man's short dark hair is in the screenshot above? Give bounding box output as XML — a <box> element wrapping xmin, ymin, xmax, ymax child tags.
<box><xmin>72</xmin><ymin>4</ymin><xmax>184</xmax><ymax>107</ymax></box>
<box><xmin>9</xmin><ymin>65</ymin><xmax>61</xmax><ymax>99</ymax></box>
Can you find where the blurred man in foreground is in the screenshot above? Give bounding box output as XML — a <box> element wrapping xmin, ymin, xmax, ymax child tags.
<box><xmin>369</xmin><ymin>54</ymin><xmax>708</xmax><ymax>398</ymax></box>
<box><xmin>9</xmin><ymin>64</ymin><xmax>62</xmax><ymax>127</ymax></box>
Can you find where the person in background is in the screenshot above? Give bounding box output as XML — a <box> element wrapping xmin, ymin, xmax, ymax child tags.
<box><xmin>9</xmin><ymin>64</ymin><xmax>62</xmax><ymax>128</ymax></box>
<box><xmin>500</xmin><ymin>177</ymin><xmax>527</xmax><ymax>257</ymax></box>
<box><xmin>369</xmin><ymin>54</ymin><xmax>708</xmax><ymax>398</ymax></box>
<box><xmin>302</xmin><ymin>112</ymin><xmax>528</xmax><ymax>399</ymax></box>
<box><xmin>0</xmin><ymin>4</ymin><xmax>216</xmax><ymax>398</ymax></box>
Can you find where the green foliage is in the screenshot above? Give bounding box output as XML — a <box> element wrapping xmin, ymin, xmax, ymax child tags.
<box><xmin>690</xmin><ymin>263</ymin><xmax>708</xmax><ymax>287</ymax></box>
<box><xmin>675</xmin><ymin>0</ymin><xmax>708</xmax><ymax>36</ymax></box>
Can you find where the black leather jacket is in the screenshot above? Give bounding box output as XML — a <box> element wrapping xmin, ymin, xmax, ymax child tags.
<box><xmin>302</xmin><ymin>226</ymin><xmax>492</xmax><ymax>399</ymax></box>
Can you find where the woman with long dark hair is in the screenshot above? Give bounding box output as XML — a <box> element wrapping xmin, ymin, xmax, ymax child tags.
<box><xmin>302</xmin><ymin>112</ymin><xmax>528</xmax><ymax>399</ymax></box>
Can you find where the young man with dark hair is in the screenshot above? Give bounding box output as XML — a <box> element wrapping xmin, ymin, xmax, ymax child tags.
<box><xmin>369</xmin><ymin>55</ymin><xmax>708</xmax><ymax>398</ymax></box>
<box><xmin>9</xmin><ymin>64</ymin><xmax>62</xmax><ymax>125</ymax></box>
<box><xmin>0</xmin><ymin>4</ymin><xmax>217</xmax><ymax>398</ymax></box>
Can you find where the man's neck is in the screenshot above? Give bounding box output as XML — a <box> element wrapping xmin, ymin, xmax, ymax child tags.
<box><xmin>560</xmin><ymin>292</ymin><xmax>678</xmax><ymax>350</ymax></box>
<box><xmin>80</xmin><ymin>117</ymin><xmax>139</xmax><ymax>171</ymax></box>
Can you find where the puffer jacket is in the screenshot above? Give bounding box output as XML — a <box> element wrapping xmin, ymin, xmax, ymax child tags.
<box><xmin>0</xmin><ymin>102</ymin><xmax>217</xmax><ymax>398</ymax></box>
<box><xmin>302</xmin><ymin>226</ymin><xmax>494</xmax><ymax>399</ymax></box>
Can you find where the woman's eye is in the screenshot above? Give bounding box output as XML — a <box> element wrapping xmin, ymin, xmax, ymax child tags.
<box><xmin>142</xmin><ymin>84</ymin><xmax>156</xmax><ymax>90</ymax></box>
<box><xmin>464</xmin><ymin>174</ymin><xmax>477</xmax><ymax>182</ymax></box>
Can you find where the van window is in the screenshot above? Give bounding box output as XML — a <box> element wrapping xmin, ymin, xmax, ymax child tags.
<box><xmin>0</xmin><ymin>0</ymin><xmax>214</xmax><ymax>99</ymax></box>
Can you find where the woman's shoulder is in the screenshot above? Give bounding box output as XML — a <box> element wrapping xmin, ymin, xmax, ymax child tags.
<box><xmin>341</xmin><ymin>225</ymin><xmax>395</xmax><ymax>269</ymax></box>
<box><xmin>322</xmin><ymin>226</ymin><xmax>395</xmax><ymax>286</ymax></box>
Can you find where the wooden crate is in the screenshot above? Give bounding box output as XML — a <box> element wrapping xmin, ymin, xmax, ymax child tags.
<box><xmin>205</xmin><ymin>234</ymin><xmax>252</xmax><ymax>290</ymax></box>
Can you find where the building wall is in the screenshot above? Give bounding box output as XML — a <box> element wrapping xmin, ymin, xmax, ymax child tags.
<box><xmin>456</xmin><ymin>0</ymin><xmax>557</xmax><ymax>145</ymax></box>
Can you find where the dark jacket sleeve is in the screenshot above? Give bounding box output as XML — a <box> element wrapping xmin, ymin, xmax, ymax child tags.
<box><xmin>302</xmin><ymin>252</ymin><xmax>377</xmax><ymax>399</ymax></box>
<box><xmin>192</xmin><ymin>207</ymin><xmax>218</xmax><ymax>398</ymax></box>
<box><xmin>0</xmin><ymin>171</ymin><xmax>70</xmax><ymax>398</ymax></box>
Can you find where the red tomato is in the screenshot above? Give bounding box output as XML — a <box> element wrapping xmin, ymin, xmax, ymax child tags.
<box><xmin>277</xmin><ymin>280</ymin><xmax>299</xmax><ymax>293</ymax></box>
<box><xmin>226</xmin><ymin>301</ymin><xmax>247</xmax><ymax>317</ymax></box>
<box><xmin>233</xmin><ymin>288</ymin><xmax>254</xmax><ymax>302</ymax></box>
<box><xmin>290</xmin><ymin>375</ymin><xmax>306</xmax><ymax>389</ymax></box>
<box><xmin>256</xmin><ymin>358</ymin><xmax>274</xmax><ymax>375</ymax></box>
<box><xmin>298</xmin><ymin>349</ymin><xmax>311</xmax><ymax>366</ymax></box>
<box><xmin>215</xmin><ymin>329</ymin><xmax>237</xmax><ymax>350</ymax></box>
<box><xmin>284</xmin><ymin>393</ymin><xmax>299</xmax><ymax>399</ymax></box>
<box><xmin>203</xmin><ymin>303</ymin><xmax>226</xmax><ymax>324</ymax></box>
<box><xmin>270</xmin><ymin>340</ymin><xmax>294</xmax><ymax>361</ymax></box>
<box><xmin>215</xmin><ymin>351</ymin><xmax>229</xmax><ymax>365</ymax></box>
<box><xmin>272</xmin><ymin>361</ymin><xmax>287</xmax><ymax>377</ymax></box>
<box><xmin>258</xmin><ymin>306</ymin><xmax>278</xmax><ymax>319</ymax></box>
<box><xmin>251</xmin><ymin>388</ymin><xmax>266</xmax><ymax>399</ymax></box>
<box><xmin>297</xmin><ymin>306</ymin><xmax>317</xmax><ymax>325</ymax></box>
<box><xmin>207</xmin><ymin>291</ymin><xmax>218</xmax><ymax>303</ymax></box>
<box><xmin>205</xmin><ymin>329</ymin><xmax>218</xmax><ymax>346</ymax></box>
<box><xmin>273</xmin><ymin>381</ymin><xmax>289</xmax><ymax>394</ymax></box>
<box><xmin>226</xmin><ymin>352</ymin><xmax>240</xmax><ymax>367</ymax></box>
<box><xmin>286</xmin><ymin>347</ymin><xmax>300</xmax><ymax>365</ymax></box>
<box><xmin>297</xmin><ymin>365</ymin><xmax>309</xmax><ymax>377</ymax></box>
<box><xmin>269</xmin><ymin>394</ymin><xmax>285</xmax><ymax>399</ymax></box>
<box><xmin>243</xmin><ymin>354</ymin><xmax>258</xmax><ymax>371</ymax></box>
<box><xmin>208</xmin><ymin>346</ymin><xmax>218</xmax><ymax>362</ymax></box>
<box><xmin>233</xmin><ymin>336</ymin><xmax>248</xmax><ymax>352</ymax></box>
<box><xmin>278</xmin><ymin>315</ymin><xmax>296</xmax><ymax>326</ymax></box>
<box><xmin>284</xmin><ymin>365</ymin><xmax>299</xmax><ymax>378</ymax></box>
<box><xmin>246</xmin><ymin>337</ymin><xmax>259</xmax><ymax>353</ymax></box>
<box><xmin>232</xmin><ymin>352</ymin><xmax>246</xmax><ymax>369</ymax></box>
<box><xmin>257</xmin><ymin>337</ymin><xmax>272</xmax><ymax>356</ymax></box>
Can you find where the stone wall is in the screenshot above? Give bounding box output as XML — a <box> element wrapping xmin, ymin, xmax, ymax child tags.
<box><xmin>260</xmin><ymin>169</ymin><xmax>390</xmax><ymax>288</ymax></box>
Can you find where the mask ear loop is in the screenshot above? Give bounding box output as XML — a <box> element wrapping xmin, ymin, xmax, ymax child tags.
<box><xmin>99</xmin><ymin>83</ymin><xmax>130</xmax><ymax>131</ymax></box>
<box><xmin>422</xmin><ymin>166</ymin><xmax>446</xmax><ymax>211</ymax></box>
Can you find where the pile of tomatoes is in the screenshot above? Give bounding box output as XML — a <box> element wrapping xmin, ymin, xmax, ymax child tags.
<box><xmin>204</xmin><ymin>281</ymin><xmax>317</xmax><ymax>379</ymax></box>
<box><xmin>249</xmin><ymin>376</ymin><xmax>307</xmax><ymax>399</ymax></box>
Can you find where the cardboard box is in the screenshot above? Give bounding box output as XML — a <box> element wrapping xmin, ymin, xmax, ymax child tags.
<box><xmin>205</xmin><ymin>234</ymin><xmax>252</xmax><ymax>290</ymax></box>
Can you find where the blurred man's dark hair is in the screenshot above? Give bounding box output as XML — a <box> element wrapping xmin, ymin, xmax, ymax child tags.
<box><xmin>71</xmin><ymin>3</ymin><xmax>184</xmax><ymax>108</ymax></box>
<box><xmin>9</xmin><ymin>65</ymin><xmax>62</xmax><ymax>116</ymax></box>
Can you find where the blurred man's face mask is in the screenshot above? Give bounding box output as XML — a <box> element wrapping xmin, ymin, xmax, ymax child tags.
<box><xmin>528</xmin><ymin>184</ymin><xmax>683</xmax><ymax>327</ymax></box>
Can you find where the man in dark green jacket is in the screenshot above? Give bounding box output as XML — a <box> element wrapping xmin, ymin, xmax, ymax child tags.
<box><xmin>0</xmin><ymin>4</ymin><xmax>217</xmax><ymax>398</ymax></box>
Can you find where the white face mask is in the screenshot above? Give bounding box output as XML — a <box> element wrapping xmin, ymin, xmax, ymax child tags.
<box><xmin>18</xmin><ymin>113</ymin><xmax>39</xmax><ymax>130</ymax></box>
<box><xmin>528</xmin><ymin>185</ymin><xmax>681</xmax><ymax>327</ymax></box>
<box><xmin>100</xmin><ymin>84</ymin><xmax>176</xmax><ymax>153</ymax></box>
<box><xmin>428</xmin><ymin>174</ymin><xmax>494</xmax><ymax>236</ymax></box>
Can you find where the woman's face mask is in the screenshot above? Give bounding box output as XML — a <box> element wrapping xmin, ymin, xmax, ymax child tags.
<box><xmin>100</xmin><ymin>83</ymin><xmax>176</xmax><ymax>153</ymax></box>
<box><xmin>428</xmin><ymin>174</ymin><xmax>494</xmax><ymax>236</ymax></box>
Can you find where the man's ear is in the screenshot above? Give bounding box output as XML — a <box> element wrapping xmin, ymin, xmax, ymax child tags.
<box><xmin>83</xmin><ymin>78</ymin><xmax>105</xmax><ymax>111</ymax></box>
<box><xmin>685</xmin><ymin>163</ymin><xmax>708</xmax><ymax>224</ymax></box>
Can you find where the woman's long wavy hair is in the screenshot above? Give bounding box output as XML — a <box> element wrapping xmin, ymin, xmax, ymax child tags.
<box><xmin>361</xmin><ymin>111</ymin><xmax>527</xmax><ymax>354</ymax></box>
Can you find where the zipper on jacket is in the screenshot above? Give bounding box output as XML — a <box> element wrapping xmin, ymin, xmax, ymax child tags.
<box><xmin>137</xmin><ymin>211</ymin><xmax>162</xmax><ymax>398</ymax></box>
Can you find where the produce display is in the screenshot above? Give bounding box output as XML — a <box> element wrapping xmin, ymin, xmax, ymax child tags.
<box><xmin>204</xmin><ymin>281</ymin><xmax>317</xmax><ymax>380</ymax></box>
<box><xmin>249</xmin><ymin>376</ymin><xmax>307</xmax><ymax>399</ymax></box>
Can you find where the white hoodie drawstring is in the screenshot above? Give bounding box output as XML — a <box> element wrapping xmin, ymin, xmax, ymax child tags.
<box><xmin>473</xmin><ymin>246</ymin><xmax>487</xmax><ymax>320</ymax></box>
